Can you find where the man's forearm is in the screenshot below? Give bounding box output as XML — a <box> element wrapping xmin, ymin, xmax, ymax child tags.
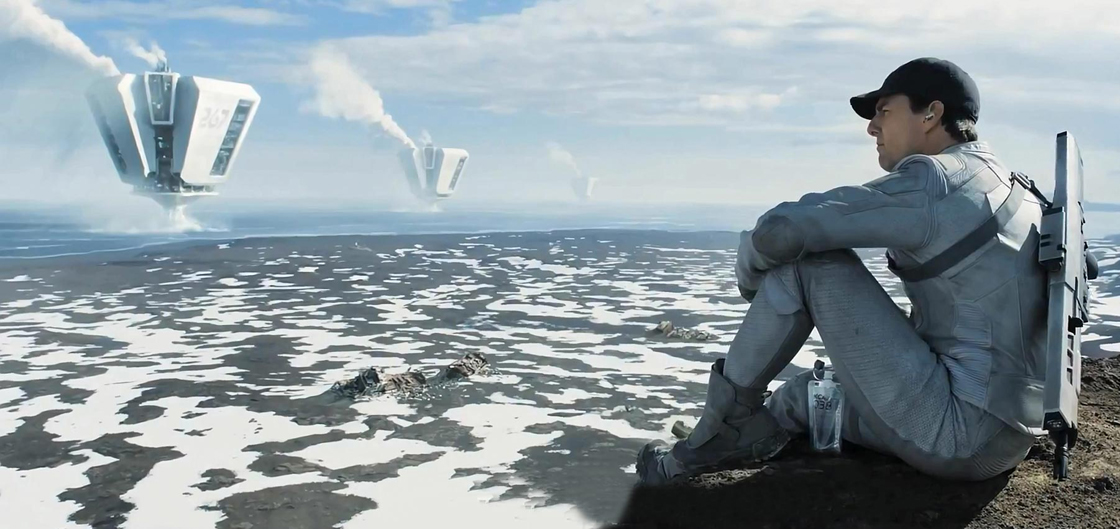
<box><xmin>745</xmin><ymin>159</ymin><xmax>944</xmax><ymax>271</ymax></box>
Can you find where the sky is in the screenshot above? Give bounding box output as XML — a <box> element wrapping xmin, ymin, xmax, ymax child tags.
<box><xmin>1</xmin><ymin>0</ymin><xmax>1119</xmax><ymax>211</ymax></box>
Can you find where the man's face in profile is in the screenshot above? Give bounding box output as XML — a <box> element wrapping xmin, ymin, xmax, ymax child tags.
<box><xmin>867</xmin><ymin>94</ymin><xmax>928</xmax><ymax>171</ymax></box>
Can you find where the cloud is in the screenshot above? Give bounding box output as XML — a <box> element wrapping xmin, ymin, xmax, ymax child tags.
<box><xmin>335</xmin><ymin>0</ymin><xmax>461</xmax><ymax>11</ymax></box>
<box><xmin>976</xmin><ymin>75</ymin><xmax>1120</xmax><ymax>113</ymax></box>
<box><xmin>261</xmin><ymin>0</ymin><xmax>1120</xmax><ymax>133</ymax></box>
<box><xmin>715</xmin><ymin>28</ymin><xmax>775</xmax><ymax>48</ymax></box>
<box><xmin>35</xmin><ymin>0</ymin><xmax>305</xmax><ymax>26</ymax></box>
<box><xmin>695</xmin><ymin>87</ymin><xmax>797</xmax><ymax>113</ymax></box>
<box><xmin>319</xmin><ymin>0</ymin><xmax>460</xmax><ymax>29</ymax></box>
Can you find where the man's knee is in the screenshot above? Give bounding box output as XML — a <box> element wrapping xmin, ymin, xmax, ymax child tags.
<box><xmin>757</xmin><ymin>249</ymin><xmax>865</xmax><ymax>315</ymax></box>
<box><xmin>798</xmin><ymin>249</ymin><xmax>863</xmax><ymax>268</ymax></box>
<box><xmin>768</xmin><ymin>249</ymin><xmax>865</xmax><ymax>287</ymax></box>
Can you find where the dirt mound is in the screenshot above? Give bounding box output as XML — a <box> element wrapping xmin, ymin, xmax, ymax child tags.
<box><xmin>609</xmin><ymin>356</ymin><xmax>1120</xmax><ymax>529</ymax></box>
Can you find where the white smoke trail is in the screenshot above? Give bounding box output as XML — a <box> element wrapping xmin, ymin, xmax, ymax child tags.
<box><xmin>302</xmin><ymin>44</ymin><xmax>415</xmax><ymax>150</ymax></box>
<box><xmin>419</xmin><ymin>129</ymin><xmax>433</xmax><ymax>145</ymax></box>
<box><xmin>546</xmin><ymin>141</ymin><xmax>582</xmax><ymax>177</ymax></box>
<box><xmin>0</xmin><ymin>0</ymin><xmax>119</xmax><ymax>76</ymax></box>
<box><xmin>124</xmin><ymin>37</ymin><xmax>167</xmax><ymax>68</ymax></box>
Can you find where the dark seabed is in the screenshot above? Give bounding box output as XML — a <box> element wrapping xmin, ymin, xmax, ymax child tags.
<box><xmin>1</xmin><ymin>229</ymin><xmax>1119</xmax><ymax>528</ymax></box>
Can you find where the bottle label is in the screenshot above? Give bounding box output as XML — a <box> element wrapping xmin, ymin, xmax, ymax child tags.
<box><xmin>808</xmin><ymin>370</ymin><xmax>845</xmax><ymax>454</ymax></box>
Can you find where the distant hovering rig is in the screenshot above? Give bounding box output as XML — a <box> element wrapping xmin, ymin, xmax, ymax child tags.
<box><xmin>572</xmin><ymin>176</ymin><xmax>597</xmax><ymax>201</ymax></box>
<box><xmin>85</xmin><ymin>59</ymin><xmax>260</xmax><ymax>220</ymax></box>
<box><xmin>397</xmin><ymin>140</ymin><xmax>469</xmax><ymax>206</ymax></box>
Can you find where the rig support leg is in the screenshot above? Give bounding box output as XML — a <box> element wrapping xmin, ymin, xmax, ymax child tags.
<box><xmin>1051</xmin><ymin>428</ymin><xmax>1076</xmax><ymax>481</ymax></box>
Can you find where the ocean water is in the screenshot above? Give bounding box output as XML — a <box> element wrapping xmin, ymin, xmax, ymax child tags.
<box><xmin>5</xmin><ymin>200</ymin><xmax>1120</xmax><ymax>261</ymax></box>
<box><xmin>0</xmin><ymin>200</ymin><xmax>766</xmax><ymax>260</ymax></box>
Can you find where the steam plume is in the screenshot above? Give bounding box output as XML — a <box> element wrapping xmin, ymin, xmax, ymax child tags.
<box><xmin>0</xmin><ymin>0</ymin><xmax>119</xmax><ymax>76</ymax></box>
<box><xmin>546</xmin><ymin>141</ymin><xmax>582</xmax><ymax>177</ymax></box>
<box><xmin>302</xmin><ymin>45</ymin><xmax>415</xmax><ymax>149</ymax></box>
<box><xmin>124</xmin><ymin>37</ymin><xmax>167</xmax><ymax>68</ymax></box>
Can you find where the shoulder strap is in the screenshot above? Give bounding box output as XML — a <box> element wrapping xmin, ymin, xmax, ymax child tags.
<box><xmin>886</xmin><ymin>171</ymin><xmax>1033</xmax><ymax>282</ymax></box>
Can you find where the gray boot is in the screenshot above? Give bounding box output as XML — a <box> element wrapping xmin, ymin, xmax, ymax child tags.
<box><xmin>636</xmin><ymin>358</ymin><xmax>790</xmax><ymax>485</ymax></box>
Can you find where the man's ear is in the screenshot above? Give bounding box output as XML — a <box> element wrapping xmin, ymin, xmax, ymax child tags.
<box><xmin>922</xmin><ymin>101</ymin><xmax>944</xmax><ymax>132</ymax></box>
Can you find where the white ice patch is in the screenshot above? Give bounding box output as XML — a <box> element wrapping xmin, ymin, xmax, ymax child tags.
<box><xmin>116</xmin><ymin>399</ymin><xmax>339</xmax><ymax>528</ymax></box>
<box><xmin>0</xmin><ymin>449</ymin><xmax>117</xmax><ymax>529</ymax></box>
<box><xmin>368</xmin><ymin>299</ymin><xmax>433</xmax><ymax>323</ymax></box>
<box><xmin>217</xmin><ymin>277</ymin><xmax>248</xmax><ymax>287</ymax></box>
<box><xmin>1100</xmin><ymin>342</ymin><xmax>1120</xmax><ymax>353</ymax></box>
<box><xmin>0</xmin><ymin>387</ymin><xmax>25</xmax><ymax>407</ymax></box>
<box><xmin>179</xmin><ymin>271</ymin><xmax>212</xmax><ymax>282</ymax></box>
<box><xmin>339</xmin><ymin>403</ymin><xmax>599</xmax><ymax>529</ymax></box>
<box><xmin>291</xmin><ymin>430</ymin><xmax>446</xmax><ymax>469</ymax></box>
<box><xmin>538</xmin><ymin>388</ymin><xmax>611</xmax><ymax>405</ymax></box>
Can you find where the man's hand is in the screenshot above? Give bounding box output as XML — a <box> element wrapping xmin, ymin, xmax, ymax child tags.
<box><xmin>735</xmin><ymin>230</ymin><xmax>767</xmax><ymax>301</ymax></box>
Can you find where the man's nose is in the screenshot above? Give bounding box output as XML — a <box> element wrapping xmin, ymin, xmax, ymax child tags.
<box><xmin>867</xmin><ymin>120</ymin><xmax>878</xmax><ymax>136</ymax></box>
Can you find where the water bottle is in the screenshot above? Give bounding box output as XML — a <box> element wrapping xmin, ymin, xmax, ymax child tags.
<box><xmin>808</xmin><ymin>360</ymin><xmax>844</xmax><ymax>454</ymax></box>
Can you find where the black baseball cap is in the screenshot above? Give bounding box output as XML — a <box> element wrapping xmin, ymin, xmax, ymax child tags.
<box><xmin>850</xmin><ymin>57</ymin><xmax>980</xmax><ymax>121</ymax></box>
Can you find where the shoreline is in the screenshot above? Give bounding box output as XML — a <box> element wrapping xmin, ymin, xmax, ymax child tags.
<box><xmin>0</xmin><ymin>227</ymin><xmax>744</xmax><ymax>269</ymax></box>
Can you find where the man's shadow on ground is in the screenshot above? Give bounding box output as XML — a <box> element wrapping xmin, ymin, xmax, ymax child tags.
<box><xmin>604</xmin><ymin>438</ymin><xmax>1013</xmax><ymax>529</ymax></box>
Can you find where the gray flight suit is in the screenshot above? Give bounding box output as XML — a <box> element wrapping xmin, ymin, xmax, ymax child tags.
<box><xmin>731</xmin><ymin>141</ymin><xmax>1043</xmax><ymax>480</ymax></box>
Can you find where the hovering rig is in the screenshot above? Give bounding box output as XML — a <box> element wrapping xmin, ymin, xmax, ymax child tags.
<box><xmin>85</xmin><ymin>59</ymin><xmax>260</xmax><ymax>218</ymax></box>
<box><xmin>571</xmin><ymin>176</ymin><xmax>597</xmax><ymax>201</ymax></box>
<box><xmin>398</xmin><ymin>139</ymin><xmax>469</xmax><ymax>206</ymax></box>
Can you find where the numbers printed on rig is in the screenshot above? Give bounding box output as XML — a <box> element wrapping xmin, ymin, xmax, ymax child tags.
<box><xmin>197</xmin><ymin>107</ymin><xmax>231</xmax><ymax>129</ymax></box>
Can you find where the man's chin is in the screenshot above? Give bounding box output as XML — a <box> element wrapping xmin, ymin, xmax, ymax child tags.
<box><xmin>877</xmin><ymin>154</ymin><xmax>893</xmax><ymax>171</ymax></box>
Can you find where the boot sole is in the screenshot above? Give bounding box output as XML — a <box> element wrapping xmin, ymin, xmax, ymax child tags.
<box><xmin>666</xmin><ymin>430</ymin><xmax>791</xmax><ymax>484</ymax></box>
